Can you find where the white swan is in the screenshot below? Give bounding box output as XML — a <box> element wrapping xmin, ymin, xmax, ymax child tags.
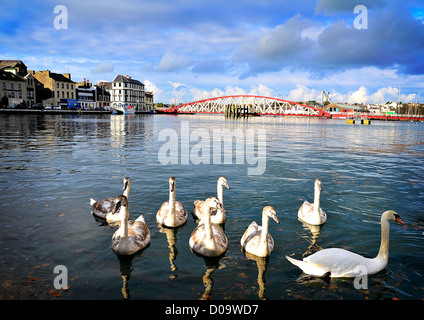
<box><xmin>286</xmin><ymin>210</ymin><xmax>405</xmax><ymax>277</ymax></box>
<box><xmin>156</xmin><ymin>177</ymin><xmax>188</xmax><ymax>227</ymax></box>
<box><xmin>193</xmin><ymin>176</ymin><xmax>230</xmax><ymax>224</ymax></box>
<box><xmin>91</xmin><ymin>177</ymin><xmax>131</xmax><ymax>222</ymax></box>
<box><xmin>298</xmin><ymin>179</ymin><xmax>327</xmax><ymax>226</ymax></box>
<box><xmin>189</xmin><ymin>197</ymin><xmax>228</xmax><ymax>257</ymax></box>
<box><xmin>111</xmin><ymin>195</ymin><xmax>151</xmax><ymax>256</ymax></box>
<box><xmin>241</xmin><ymin>206</ymin><xmax>280</xmax><ymax>257</ymax></box>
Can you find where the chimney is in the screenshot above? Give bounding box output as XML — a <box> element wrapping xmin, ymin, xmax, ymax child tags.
<box><xmin>64</xmin><ymin>73</ymin><xmax>71</xmax><ymax>80</ymax></box>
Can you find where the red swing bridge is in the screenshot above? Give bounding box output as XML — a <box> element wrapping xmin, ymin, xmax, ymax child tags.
<box><xmin>157</xmin><ymin>95</ymin><xmax>331</xmax><ymax>118</ymax></box>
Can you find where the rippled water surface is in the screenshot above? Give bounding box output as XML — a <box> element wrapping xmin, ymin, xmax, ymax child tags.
<box><xmin>0</xmin><ymin>113</ymin><xmax>423</xmax><ymax>300</ymax></box>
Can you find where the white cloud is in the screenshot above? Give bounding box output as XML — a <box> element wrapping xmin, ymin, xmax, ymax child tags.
<box><xmin>347</xmin><ymin>86</ymin><xmax>369</xmax><ymax>104</ymax></box>
<box><xmin>248</xmin><ymin>84</ymin><xmax>274</xmax><ymax>97</ymax></box>
<box><xmin>144</xmin><ymin>79</ymin><xmax>162</xmax><ymax>96</ymax></box>
<box><xmin>157</xmin><ymin>52</ymin><xmax>193</xmax><ymax>72</ymax></box>
<box><xmin>285</xmin><ymin>84</ymin><xmax>417</xmax><ymax>104</ymax></box>
<box><xmin>287</xmin><ymin>85</ymin><xmax>322</xmax><ymax>102</ymax></box>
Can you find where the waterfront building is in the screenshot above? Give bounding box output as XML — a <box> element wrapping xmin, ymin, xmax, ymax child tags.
<box><xmin>110</xmin><ymin>75</ymin><xmax>145</xmax><ymax>111</ymax></box>
<box><xmin>325</xmin><ymin>102</ymin><xmax>365</xmax><ymax>114</ymax></box>
<box><xmin>145</xmin><ymin>91</ymin><xmax>154</xmax><ymax>112</ymax></box>
<box><xmin>76</xmin><ymin>79</ymin><xmax>96</xmax><ymax>110</ymax></box>
<box><xmin>31</xmin><ymin>70</ymin><xmax>76</xmax><ymax>106</ymax></box>
<box><xmin>95</xmin><ymin>83</ymin><xmax>111</xmax><ymax>110</ymax></box>
<box><xmin>0</xmin><ymin>60</ymin><xmax>28</xmax><ymax>77</ymax></box>
<box><xmin>0</xmin><ymin>70</ymin><xmax>27</xmax><ymax>107</ymax></box>
<box><xmin>23</xmin><ymin>73</ymin><xmax>37</xmax><ymax>107</ymax></box>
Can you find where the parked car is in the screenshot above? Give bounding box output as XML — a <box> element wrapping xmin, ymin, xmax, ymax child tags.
<box><xmin>52</xmin><ymin>105</ymin><xmax>62</xmax><ymax>110</ymax></box>
<box><xmin>30</xmin><ymin>104</ymin><xmax>44</xmax><ymax>110</ymax></box>
<box><xmin>7</xmin><ymin>103</ymin><xmax>27</xmax><ymax>109</ymax></box>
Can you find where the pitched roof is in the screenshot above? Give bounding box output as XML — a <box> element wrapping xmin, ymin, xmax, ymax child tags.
<box><xmin>49</xmin><ymin>72</ymin><xmax>75</xmax><ymax>83</ymax></box>
<box><xmin>112</xmin><ymin>74</ymin><xmax>144</xmax><ymax>86</ymax></box>
<box><xmin>0</xmin><ymin>60</ymin><xmax>26</xmax><ymax>71</ymax></box>
<box><xmin>0</xmin><ymin>70</ymin><xmax>25</xmax><ymax>82</ymax></box>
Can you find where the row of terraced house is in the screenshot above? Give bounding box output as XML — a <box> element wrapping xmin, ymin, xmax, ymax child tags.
<box><xmin>0</xmin><ymin>60</ymin><xmax>154</xmax><ymax>112</ymax></box>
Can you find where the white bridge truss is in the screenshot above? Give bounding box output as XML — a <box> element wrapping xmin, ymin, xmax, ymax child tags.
<box><xmin>176</xmin><ymin>95</ymin><xmax>328</xmax><ymax>116</ymax></box>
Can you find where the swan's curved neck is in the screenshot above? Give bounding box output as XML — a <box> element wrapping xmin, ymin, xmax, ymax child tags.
<box><xmin>123</xmin><ymin>183</ymin><xmax>130</xmax><ymax>198</ymax></box>
<box><xmin>204</xmin><ymin>207</ymin><xmax>216</xmax><ymax>250</ymax></box>
<box><xmin>169</xmin><ymin>187</ymin><xmax>176</xmax><ymax>224</ymax></box>
<box><xmin>260</xmin><ymin>213</ymin><xmax>270</xmax><ymax>255</ymax></box>
<box><xmin>216</xmin><ymin>182</ymin><xmax>224</xmax><ymax>218</ymax></box>
<box><xmin>313</xmin><ymin>185</ymin><xmax>320</xmax><ymax>215</ymax></box>
<box><xmin>375</xmin><ymin>218</ymin><xmax>391</xmax><ymax>263</ymax></box>
<box><xmin>119</xmin><ymin>206</ymin><xmax>129</xmax><ymax>240</ymax></box>
<box><xmin>217</xmin><ymin>182</ymin><xmax>223</xmax><ymax>203</ymax></box>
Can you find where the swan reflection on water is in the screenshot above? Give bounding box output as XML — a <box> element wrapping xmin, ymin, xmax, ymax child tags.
<box><xmin>157</xmin><ymin>224</ymin><xmax>181</xmax><ymax>278</ymax></box>
<box><xmin>199</xmin><ymin>255</ymin><xmax>226</xmax><ymax>300</ymax></box>
<box><xmin>299</xmin><ymin>220</ymin><xmax>324</xmax><ymax>257</ymax></box>
<box><xmin>116</xmin><ymin>251</ymin><xmax>149</xmax><ymax>300</ymax></box>
<box><xmin>244</xmin><ymin>251</ymin><xmax>269</xmax><ymax>300</ymax></box>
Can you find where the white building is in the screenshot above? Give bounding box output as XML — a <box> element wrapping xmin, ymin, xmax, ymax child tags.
<box><xmin>110</xmin><ymin>75</ymin><xmax>145</xmax><ymax>111</ymax></box>
<box><xmin>76</xmin><ymin>79</ymin><xmax>96</xmax><ymax>110</ymax></box>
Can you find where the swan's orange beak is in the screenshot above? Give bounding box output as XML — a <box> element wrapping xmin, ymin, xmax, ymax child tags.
<box><xmin>395</xmin><ymin>215</ymin><xmax>405</xmax><ymax>227</ymax></box>
<box><xmin>217</xmin><ymin>202</ymin><xmax>226</xmax><ymax>213</ymax></box>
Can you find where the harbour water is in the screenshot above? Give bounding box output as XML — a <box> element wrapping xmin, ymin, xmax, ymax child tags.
<box><xmin>0</xmin><ymin>113</ymin><xmax>423</xmax><ymax>300</ymax></box>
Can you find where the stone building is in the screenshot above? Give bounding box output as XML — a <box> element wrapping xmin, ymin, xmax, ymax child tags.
<box><xmin>31</xmin><ymin>70</ymin><xmax>76</xmax><ymax>106</ymax></box>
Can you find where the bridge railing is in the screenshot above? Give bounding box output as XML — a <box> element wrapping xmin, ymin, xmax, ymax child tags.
<box><xmin>169</xmin><ymin>95</ymin><xmax>331</xmax><ymax>117</ymax></box>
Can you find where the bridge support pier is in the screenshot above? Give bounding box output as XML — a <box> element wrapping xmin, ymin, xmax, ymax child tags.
<box><xmin>225</xmin><ymin>104</ymin><xmax>249</xmax><ymax>118</ymax></box>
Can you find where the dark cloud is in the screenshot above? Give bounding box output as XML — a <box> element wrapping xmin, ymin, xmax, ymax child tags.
<box><xmin>315</xmin><ymin>7</ymin><xmax>424</xmax><ymax>74</ymax></box>
<box><xmin>316</xmin><ymin>0</ymin><xmax>387</xmax><ymax>15</ymax></box>
<box><xmin>237</xmin><ymin>2</ymin><xmax>424</xmax><ymax>77</ymax></box>
<box><xmin>256</xmin><ymin>15</ymin><xmax>316</xmax><ymax>60</ymax></box>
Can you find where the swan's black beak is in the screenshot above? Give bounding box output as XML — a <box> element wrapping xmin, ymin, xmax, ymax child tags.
<box><xmin>123</xmin><ymin>180</ymin><xmax>128</xmax><ymax>191</ymax></box>
<box><xmin>170</xmin><ymin>181</ymin><xmax>175</xmax><ymax>192</ymax></box>
<box><xmin>225</xmin><ymin>182</ymin><xmax>230</xmax><ymax>190</ymax></box>
<box><xmin>112</xmin><ymin>200</ymin><xmax>122</xmax><ymax>214</ymax></box>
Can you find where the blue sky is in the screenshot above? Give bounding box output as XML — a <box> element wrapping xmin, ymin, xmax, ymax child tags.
<box><xmin>1</xmin><ymin>0</ymin><xmax>423</xmax><ymax>104</ymax></box>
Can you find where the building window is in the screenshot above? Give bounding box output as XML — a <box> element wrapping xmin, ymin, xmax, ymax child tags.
<box><xmin>11</xmin><ymin>83</ymin><xmax>14</xmax><ymax>89</ymax></box>
<box><xmin>67</xmin><ymin>84</ymin><xmax>69</xmax><ymax>89</ymax></box>
<box><xmin>62</xmin><ymin>83</ymin><xmax>64</xmax><ymax>89</ymax></box>
<box><xmin>18</xmin><ymin>83</ymin><xmax>21</xmax><ymax>90</ymax></box>
<box><xmin>57</xmin><ymin>83</ymin><xmax>59</xmax><ymax>88</ymax></box>
<box><xmin>2</xmin><ymin>82</ymin><xmax>5</xmax><ymax>89</ymax></box>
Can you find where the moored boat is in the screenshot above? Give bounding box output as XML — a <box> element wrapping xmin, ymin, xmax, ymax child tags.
<box><xmin>112</xmin><ymin>103</ymin><xmax>136</xmax><ymax>115</ymax></box>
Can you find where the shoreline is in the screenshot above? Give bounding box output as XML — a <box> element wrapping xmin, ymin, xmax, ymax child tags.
<box><xmin>1</xmin><ymin>108</ymin><xmax>423</xmax><ymax>122</ymax></box>
<box><xmin>0</xmin><ymin>109</ymin><xmax>154</xmax><ymax>115</ymax></box>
